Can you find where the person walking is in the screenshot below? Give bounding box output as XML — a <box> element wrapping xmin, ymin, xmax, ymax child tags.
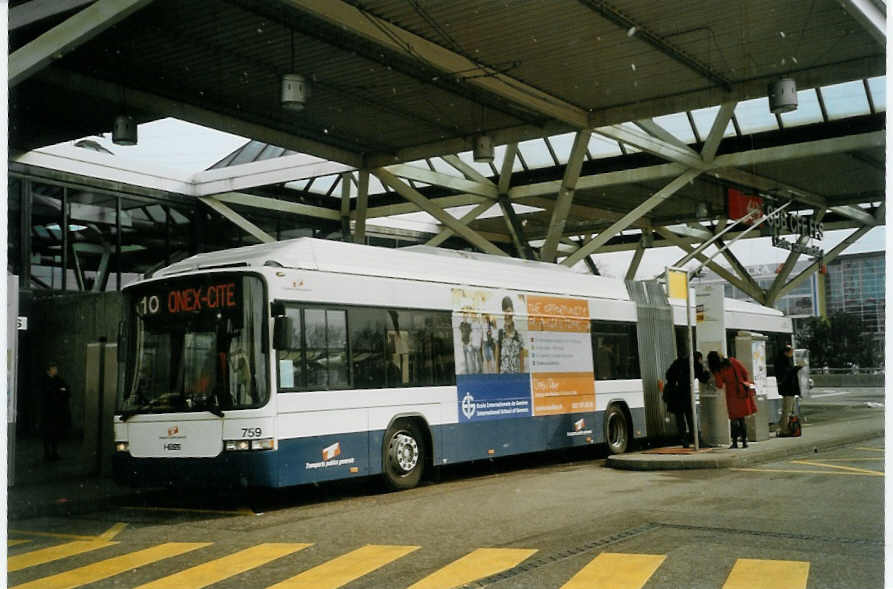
<box><xmin>40</xmin><ymin>361</ymin><xmax>71</xmax><ymax>461</ymax></box>
<box><xmin>707</xmin><ymin>351</ymin><xmax>757</xmax><ymax>449</ymax></box>
<box><xmin>664</xmin><ymin>351</ymin><xmax>710</xmax><ymax>448</ymax></box>
<box><xmin>775</xmin><ymin>344</ymin><xmax>801</xmax><ymax>437</ymax></box>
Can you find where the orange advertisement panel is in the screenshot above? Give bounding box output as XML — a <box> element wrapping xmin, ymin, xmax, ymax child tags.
<box><xmin>527</xmin><ymin>296</ymin><xmax>589</xmax><ymax>333</ymax></box>
<box><xmin>532</xmin><ymin>372</ymin><xmax>595</xmax><ymax>416</ymax></box>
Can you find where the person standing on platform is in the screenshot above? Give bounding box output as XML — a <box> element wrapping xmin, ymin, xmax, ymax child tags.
<box><xmin>707</xmin><ymin>351</ymin><xmax>757</xmax><ymax>449</ymax></box>
<box><xmin>775</xmin><ymin>344</ymin><xmax>802</xmax><ymax>436</ymax></box>
<box><xmin>41</xmin><ymin>361</ymin><xmax>71</xmax><ymax>461</ymax></box>
<box><xmin>664</xmin><ymin>351</ymin><xmax>710</xmax><ymax>448</ymax></box>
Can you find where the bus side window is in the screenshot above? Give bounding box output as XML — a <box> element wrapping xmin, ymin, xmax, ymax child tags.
<box><xmin>591</xmin><ymin>321</ymin><xmax>640</xmax><ymax>380</ymax></box>
<box><xmin>304</xmin><ymin>308</ymin><xmax>349</xmax><ymax>390</ymax></box>
<box><xmin>277</xmin><ymin>307</ymin><xmax>304</xmax><ymax>390</ymax></box>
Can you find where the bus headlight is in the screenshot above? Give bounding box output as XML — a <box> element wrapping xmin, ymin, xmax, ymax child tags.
<box><xmin>250</xmin><ymin>438</ymin><xmax>275</xmax><ymax>451</ymax></box>
<box><xmin>225</xmin><ymin>438</ymin><xmax>275</xmax><ymax>451</ymax></box>
<box><xmin>225</xmin><ymin>439</ymin><xmax>251</xmax><ymax>451</ymax></box>
<box><xmin>115</xmin><ymin>442</ymin><xmax>129</xmax><ymax>453</ymax></box>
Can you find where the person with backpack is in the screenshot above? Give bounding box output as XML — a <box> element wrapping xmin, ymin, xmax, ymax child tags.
<box><xmin>775</xmin><ymin>344</ymin><xmax>802</xmax><ymax>437</ymax></box>
<box><xmin>707</xmin><ymin>351</ymin><xmax>758</xmax><ymax>449</ymax></box>
<box><xmin>663</xmin><ymin>351</ymin><xmax>709</xmax><ymax>448</ymax></box>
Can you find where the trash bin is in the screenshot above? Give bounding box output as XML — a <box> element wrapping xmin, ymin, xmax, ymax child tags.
<box><xmin>699</xmin><ymin>383</ymin><xmax>730</xmax><ymax>447</ymax></box>
<box><xmin>746</xmin><ymin>393</ymin><xmax>769</xmax><ymax>442</ymax></box>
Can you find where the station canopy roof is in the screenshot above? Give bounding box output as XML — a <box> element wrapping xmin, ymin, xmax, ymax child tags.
<box><xmin>8</xmin><ymin>0</ymin><xmax>887</xmax><ymax>299</ymax></box>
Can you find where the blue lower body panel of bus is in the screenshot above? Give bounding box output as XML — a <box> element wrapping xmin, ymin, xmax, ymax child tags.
<box><xmin>114</xmin><ymin>407</ymin><xmax>647</xmax><ymax>488</ymax></box>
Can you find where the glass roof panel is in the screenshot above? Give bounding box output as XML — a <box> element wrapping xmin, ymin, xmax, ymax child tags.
<box><xmin>457</xmin><ymin>151</ymin><xmax>496</xmax><ymax>178</ymax></box>
<box><xmin>779</xmin><ymin>88</ymin><xmax>824</xmax><ymax>128</ymax></box>
<box><xmin>307</xmin><ymin>174</ymin><xmax>338</xmax><ymax>195</ymax></box>
<box><xmin>548</xmin><ymin>132</ymin><xmax>579</xmax><ymax>164</ymax></box>
<box><xmin>493</xmin><ymin>145</ymin><xmax>525</xmax><ymax>172</ymax></box>
<box><xmin>866</xmin><ymin>76</ymin><xmax>886</xmax><ymax>111</ymax></box>
<box><xmin>734</xmin><ymin>97</ymin><xmax>779</xmax><ymax>133</ymax></box>
<box><xmin>284</xmin><ymin>179</ymin><xmax>310</xmax><ymax>191</ymax></box>
<box><xmin>429</xmin><ymin>157</ymin><xmax>459</xmax><ymax>176</ymax></box>
<box><xmin>821</xmin><ymin>80</ymin><xmax>870</xmax><ymax>119</ymax></box>
<box><xmin>517</xmin><ymin>138</ymin><xmax>555</xmax><ymax>169</ymax></box>
<box><xmin>587</xmin><ymin>133</ymin><xmax>624</xmax><ymax>158</ymax></box>
<box><xmin>690</xmin><ymin>106</ymin><xmax>736</xmax><ymax>139</ymax></box>
<box><xmin>367</xmin><ymin>175</ymin><xmax>387</xmax><ymax>196</ymax></box>
<box><xmin>651</xmin><ymin>112</ymin><xmax>696</xmax><ymax>143</ymax></box>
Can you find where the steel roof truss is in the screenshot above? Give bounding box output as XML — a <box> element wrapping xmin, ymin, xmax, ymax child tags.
<box><xmin>353</xmin><ymin>171</ymin><xmax>369</xmax><ymax>244</ymax></box>
<box><xmin>840</xmin><ymin>0</ymin><xmax>886</xmax><ymax>46</ymax></box>
<box><xmin>624</xmin><ymin>236</ymin><xmax>647</xmax><ymax>281</ymax></box>
<box><xmin>561</xmin><ymin>169</ymin><xmax>701</xmax><ymax>267</ymax></box>
<box><xmin>542</xmin><ymin>130</ymin><xmax>591</xmax><ymax>262</ymax></box>
<box><xmin>373</xmin><ymin>168</ymin><xmax>506</xmax><ymax>256</ymax></box>
<box><xmin>9</xmin><ymin>0</ymin><xmax>155</xmax><ymax>87</ymax></box>
<box><xmin>198</xmin><ymin>196</ymin><xmax>276</xmax><ymax>244</ymax></box>
<box><xmin>426</xmin><ymin>200</ymin><xmax>494</xmax><ymax>248</ymax></box>
<box><xmin>701</xmin><ymin>103</ymin><xmax>737</xmax><ymax>163</ymax></box>
<box><xmin>440</xmin><ymin>155</ymin><xmax>495</xmax><ymax>185</ymax></box>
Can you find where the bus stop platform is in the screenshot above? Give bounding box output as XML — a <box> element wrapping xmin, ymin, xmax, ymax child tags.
<box><xmin>607</xmin><ymin>410</ymin><xmax>884</xmax><ymax>471</ymax></box>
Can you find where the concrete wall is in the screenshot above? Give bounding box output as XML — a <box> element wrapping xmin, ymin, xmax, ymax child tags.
<box><xmin>811</xmin><ymin>374</ymin><xmax>885</xmax><ymax>388</ymax></box>
<box><xmin>25</xmin><ymin>291</ymin><xmax>124</xmax><ymax>436</ymax></box>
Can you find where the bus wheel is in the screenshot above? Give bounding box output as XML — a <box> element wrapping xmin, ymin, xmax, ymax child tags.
<box><xmin>382</xmin><ymin>420</ymin><xmax>425</xmax><ymax>490</ymax></box>
<box><xmin>604</xmin><ymin>405</ymin><xmax>630</xmax><ymax>455</ymax></box>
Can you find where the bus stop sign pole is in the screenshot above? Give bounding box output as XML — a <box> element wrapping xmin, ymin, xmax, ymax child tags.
<box><xmin>667</xmin><ymin>267</ymin><xmax>698</xmax><ymax>451</ymax></box>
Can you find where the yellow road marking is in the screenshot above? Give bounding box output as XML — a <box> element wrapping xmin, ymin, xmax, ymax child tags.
<box><xmin>854</xmin><ymin>447</ymin><xmax>884</xmax><ymax>452</ymax></box>
<box><xmin>8</xmin><ymin>541</ymin><xmax>117</xmax><ymax>572</ymax></box>
<box><xmin>732</xmin><ymin>468</ymin><xmax>883</xmax><ymax>477</ymax></box>
<box><xmin>134</xmin><ymin>543</ymin><xmax>311</xmax><ymax>589</ymax></box>
<box><xmin>123</xmin><ymin>505</ymin><xmax>254</xmax><ymax>516</ymax></box>
<box><xmin>98</xmin><ymin>523</ymin><xmax>128</xmax><ymax>540</ymax></box>
<box><xmin>8</xmin><ymin>540</ymin><xmax>31</xmax><ymax>547</ymax></box>
<box><xmin>11</xmin><ymin>542</ymin><xmax>210</xmax><ymax>589</ymax></box>
<box><xmin>8</xmin><ymin>530</ymin><xmax>99</xmax><ymax>541</ymax></box>
<box><xmin>790</xmin><ymin>460</ymin><xmax>883</xmax><ymax>476</ymax></box>
<box><xmin>722</xmin><ymin>558</ymin><xmax>809</xmax><ymax>589</ymax></box>
<box><xmin>408</xmin><ymin>548</ymin><xmax>537</xmax><ymax>589</ymax></box>
<box><xmin>267</xmin><ymin>544</ymin><xmax>419</xmax><ymax>589</ymax></box>
<box><xmin>560</xmin><ymin>552</ymin><xmax>666</xmax><ymax>589</ymax></box>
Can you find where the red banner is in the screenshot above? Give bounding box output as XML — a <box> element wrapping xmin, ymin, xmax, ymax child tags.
<box><xmin>727</xmin><ymin>188</ymin><xmax>763</xmax><ymax>224</ymax></box>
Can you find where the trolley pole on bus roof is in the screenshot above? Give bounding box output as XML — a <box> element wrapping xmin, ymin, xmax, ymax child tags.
<box><xmin>666</xmin><ymin>267</ymin><xmax>698</xmax><ymax>452</ymax></box>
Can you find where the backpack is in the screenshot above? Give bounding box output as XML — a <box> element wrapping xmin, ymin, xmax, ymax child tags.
<box><xmin>788</xmin><ymin>415</ymin><xmax>802</xmax><ymax>437</ymax></box>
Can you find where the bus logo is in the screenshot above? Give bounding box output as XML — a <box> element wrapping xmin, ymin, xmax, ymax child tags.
<box><xmin>574</xmin><ymin>418</ymin><xmax>585</xmax><ymax>432</ymax></box>
<box><xmin>322</xmin><ymin>442</ymin><xmax>341</xmax><ymax>461</ymax></box>
<box><xmin>168</xmin><ymin>425</ymin><xmax>179</xmax><ymax>436</ymax></box>
<box><xmin>461</xmin><ymin>393</ymin><xmax>476</xmax><ymax>419</ymax></box>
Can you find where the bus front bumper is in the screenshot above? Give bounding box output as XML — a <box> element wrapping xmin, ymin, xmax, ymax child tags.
<box><xmin>112</xmin><ymin>450</ymin><xmax>280</xmax><ymax>488</ymax></box>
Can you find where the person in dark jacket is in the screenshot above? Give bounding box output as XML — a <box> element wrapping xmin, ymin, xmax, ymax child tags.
<box><xmin>664</xmin><ymin>351</ymin><xmax>709</xmax><ymax>448</ymax></box>
<box><xmin>41</xmin><ymin>361</ymin><xmax>71</xmax><ymax>461</ymax></box>
<box><xmin>775</xmin><ymin>344</ymin><xmax>801</xmax><ymax>436</ymax></box>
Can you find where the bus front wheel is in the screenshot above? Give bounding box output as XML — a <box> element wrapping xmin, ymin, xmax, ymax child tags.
<box><xmin>382</xmin><ymin>420</ymin><xmax>426</xmax><ymax>490</ymax></box>
<box><xmin>604</xmin><ymin>405</ymin><xmax>630</xmax><ymax>455</ymax></box>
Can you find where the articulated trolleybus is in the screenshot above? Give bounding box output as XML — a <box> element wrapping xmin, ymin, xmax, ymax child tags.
<box><xmin>113</xmin><ymin>238</ymin><xmax>790</xmax><ymax>490</ymax></box>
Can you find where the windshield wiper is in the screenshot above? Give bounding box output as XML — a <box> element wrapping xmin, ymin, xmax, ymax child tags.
<box><xmin>193</xmin><ymin>395</ymin><xmax>225</xmax><ymax>418</ymax></box>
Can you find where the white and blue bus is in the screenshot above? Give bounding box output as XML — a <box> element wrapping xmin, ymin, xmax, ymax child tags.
<box><xmin>113</xmin><ymin>238</ymin><xmax>791</xmax><ymax>490</ymax></box>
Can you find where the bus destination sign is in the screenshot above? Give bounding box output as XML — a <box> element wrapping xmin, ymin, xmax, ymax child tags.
<box><xmin>136</xmin><ymin>281</ymin><xmax>240</xmax><ymax>317</ymax></box>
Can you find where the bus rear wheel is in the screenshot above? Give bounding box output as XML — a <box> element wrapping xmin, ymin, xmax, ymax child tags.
<box><xmin>604</xmin><ymin>405</ymin><xmax>630</xmax><ymax>455</ymax></box>
<box><xmin>382</xmin><ymin>420</ymin><xmax>425</xmax><ymax>490</ymax></box>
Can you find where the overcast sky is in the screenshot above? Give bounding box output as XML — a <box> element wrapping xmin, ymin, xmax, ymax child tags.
<box><xmin>50</xmin><ymin>117</ymin><xmax>886</xmax><ymax>281</ymax></box>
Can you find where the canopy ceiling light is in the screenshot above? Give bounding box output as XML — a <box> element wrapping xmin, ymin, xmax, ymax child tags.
<box><xmin>769</xmin><ymin>78</ymin><xmax>798</xmax><ymax>114</ymax></box>
<box><xmin>281</xmin><ymin>73</ymin><xmax>309</xmax><ymax>111</ymax></box>
<box><xmin>472</xmin><ymin>134</ymin><xmax>494</xmax><ymax>163</ymax></box>
<box><xmin>112</xmin><ymin>113</ymin><xmax>137</xmax><ymax>145</ymax></box>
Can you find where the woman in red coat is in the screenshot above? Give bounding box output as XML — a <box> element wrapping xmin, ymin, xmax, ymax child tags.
<box><xmin>707</xmin><ymin>351</ymin><xmax>758</xmax><ymax>449</ymax></box>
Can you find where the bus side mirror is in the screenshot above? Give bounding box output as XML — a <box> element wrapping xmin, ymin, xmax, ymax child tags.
<box><xmin>273</xmin><ymin>316</ymin><xmax>291</xmax><ymax>350</ymax></box>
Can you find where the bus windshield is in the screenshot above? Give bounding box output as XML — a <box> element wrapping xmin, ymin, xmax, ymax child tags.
<box><xmin>118</xmin><ymin>274</ymin><xmax>268</xmax><ymax>415</ymax></box>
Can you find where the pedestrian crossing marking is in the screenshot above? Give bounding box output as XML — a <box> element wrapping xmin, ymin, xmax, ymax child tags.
<box><xmin>560</xmin><ymin>552</ymin><xmax>666</xmax><ymax>589</ymax></box>
<box><xmin>790</xmin><ymin>460</ymin><xmax>883</xmax><ymax>476</ymax></box>
<box><xmin>722</xmin><ymin>558</ymin><xmax>809</xmax><ymax>589</ymax></box>
<box><xmin>8</xmin><ymin>529</ymin><xmax>98</xmax><ymax>541</ymax></box>
<box><xmin>267</xmin><ymin>544</ymin><xmax>419</xmax><ymax>589</ymax></box>
<box><xmin>98</xmin><ymin>523</ymin><xmax>128</xmax><ymax>540</ymax></box>
<box><xmin>10</xmin><ymin>542</ymin><xmax>211</xmax><ymax>589</ymax></box>
<box><xmin>8</xmin><ymin>540</ymin><xmax>117</xmax><ymax>572</ymax></box>
<box><xmin>407</xmin><ymin>547</ymin><xmax>538</xmax><ymax>589</ymax></box>
<box><xmin>134</xmin><ymin>543</ymin><xmax>312</xmax><ymax>589</ymax></box>
<box><xmin>8</xmin><ymin>540</ymin><xmax>31</xmax><ymax>547</ymax></box>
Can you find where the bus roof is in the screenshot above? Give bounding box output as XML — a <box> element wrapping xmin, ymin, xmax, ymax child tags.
<box><xmin>153</xmin><ymin>237</ymin><xmax>632</xmax><ymax>300</ymax></box>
